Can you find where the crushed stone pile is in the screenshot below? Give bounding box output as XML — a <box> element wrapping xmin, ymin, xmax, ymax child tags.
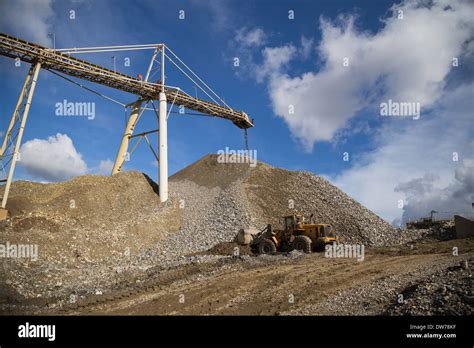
<box><xmin>1</xmin><ymin>171</ymin><xmax>180</xmax><ymax>263</ymax></box>
<box><xmin>0</xmin><ymin>172</ymin><xmax>180</xmax><ymax>302</ymax></box>
<box><xmin>410</xmin><ymin>220</ymin><xmax>456</xmax><ymax>241</ymax></box>
<box><xmin>137</xmin><ymin>154</ymin><xmax>424</xmax><ymax>267</ymax></box>
<box><xmin>244</xmin><ymin>164</ymin><xmax>400</xmax><ymax>246</ymax></box>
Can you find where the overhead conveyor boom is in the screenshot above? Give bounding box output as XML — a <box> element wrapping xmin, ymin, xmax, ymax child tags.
<box><xmin>0</xmin><ymin>33</ymin><xmax>253</xmax><ymax>129</ymax></box>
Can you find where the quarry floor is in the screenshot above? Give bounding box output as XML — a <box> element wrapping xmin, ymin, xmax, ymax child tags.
<box><xmin>54</xmin><ymin>238</ymin><xmax>472</xmax><ymax>316</ymax></box>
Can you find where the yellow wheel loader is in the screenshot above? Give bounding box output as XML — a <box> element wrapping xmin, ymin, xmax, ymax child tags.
<box><xmin>236</xmin><ymin>212</ymin><xmax>337</xmax><ymax>255</ymax></box>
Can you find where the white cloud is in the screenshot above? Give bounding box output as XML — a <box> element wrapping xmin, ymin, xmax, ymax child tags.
<box><xmin>97</xmin><ymin>159</ymin><xmax>114</xmax><ymax>175</ymax></box>
<box><xmin>300</xmin><ymin>36</ymin><xmax>314</xmax><ymax>59</ymax></box>
<box><xmin>256</xmin><ymin>45</ymin><xmax>297</xmax><ymax>83</ymax></box>
<box><xmin>394</xmin><ymin>159</ymin><xmax>474</xmax><ymax>224</ymax></box>
<box><xmin>0</xmin><ymin>0</ymin><xmax>54</xmax><ymax>46</ymax></box>
<box><xmin>19</xmin><ymin>133</ymin><xmax>88</xmax><ymax>182</ymax></box>
<box><xmin>235</xmin><ymin>27</ymin><xmax>267</xmax><ymax>48</ymax></box>
<box><xmin>206</xmin><ymin>0</ymin><xmax>232</xmax><ymax>30</ymax></box>
<box><xmin>330</xmin><ymin>83</ymin><xmax>474</xmax><ymax>224</ymax></box>
<box><xmin>258</xmin><ymin>0</ymin><xmax>474</xmax><ymax>151</ymax></box>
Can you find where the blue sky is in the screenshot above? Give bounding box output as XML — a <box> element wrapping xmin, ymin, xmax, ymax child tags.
<box><xmin>0</xmin><ymin>0</ymin><xmax>473</xmax><ymax>225</ymax></box>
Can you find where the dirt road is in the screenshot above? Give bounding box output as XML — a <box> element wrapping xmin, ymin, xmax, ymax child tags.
<box><xmin>67</xmin><ymin>238</ymin><xmax>473</xmax><ymax>316</ymax></box>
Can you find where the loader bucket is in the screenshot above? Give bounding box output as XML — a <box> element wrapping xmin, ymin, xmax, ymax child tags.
<box><xmin>235</xmin><ymin>228</ymin><xmax>259</xmax><ymax>245</ymax></box>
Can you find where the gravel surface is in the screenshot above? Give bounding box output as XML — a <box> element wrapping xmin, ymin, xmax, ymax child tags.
<box><xmin>284</xmin><ymin>255</ymin><xmax>472</xmax><ymax>315</ymax></box>
<box><xmin>384</xmin><ymin>258</ymin><xmax>473</xmax><ymax>315</ymax></box>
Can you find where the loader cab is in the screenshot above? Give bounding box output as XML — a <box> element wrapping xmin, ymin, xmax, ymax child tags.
<box><xmin>283</xmin><ymin>214</ymin><xmax>304</xmax><ymax>231</ymax></box>
<box><xmin>318</xmin><ymin>224</ymin><xmax>334</xmax><ymax>237</ymax></box>
<box><xmin>283</xmin><ymin>215</ymin><xmax>295</xmax><ymax>231</ymax></box>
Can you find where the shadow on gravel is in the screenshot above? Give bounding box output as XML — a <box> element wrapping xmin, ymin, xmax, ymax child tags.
<box><xmin>142</xmin><ymin>173</ymin><xmax>160</xmax><ymax>196</ymax></box>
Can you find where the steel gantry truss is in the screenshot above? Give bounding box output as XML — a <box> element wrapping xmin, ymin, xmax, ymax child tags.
<box><xmin>0</xmin><ymin>33</ymin><xmax>253</xmax><ymax>219</ymax></box>
<box><xmin>0</xmin><ymin>63</ymin><xmax>41</xmax><ymax>211</ymax></box>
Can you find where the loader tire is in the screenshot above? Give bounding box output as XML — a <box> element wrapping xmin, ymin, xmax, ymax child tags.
<box><xmin>258</xmin><ymin>238</ymin><xmax>277</xmax><ymax>255</ymax></box>
<box><xmin>292</xmin><ymin>235</ymin><xmax>312</xmax><ymax>253</ymax></box>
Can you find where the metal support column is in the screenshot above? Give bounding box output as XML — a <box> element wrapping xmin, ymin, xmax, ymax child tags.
<box><xmin>0</xmin><ymin>69</ymin><xmax>33</xmax><ymax>158</ymax></box>
<box><xmin>111</xmin><ymin>100</ymin><xmax>143</xmax><ymax>174</ymax></box>
<box><xmin>158</xmin><ymin>92</ymin><xmax>167</xmax><ymax>202</ymax></box>
<box><xmin>158</xmin><ymin>45</ymin><xmax>168</xmax><ymax>202</ymax></box>
<box><xmin>144</xmin><ymin>47</ymin><xmax>159</xmax><ymax>82</ymax></box>
<box><xmin>0</xmin><ymin>62</ymin><xmax>41</xmax><ymax>214</ymax></box>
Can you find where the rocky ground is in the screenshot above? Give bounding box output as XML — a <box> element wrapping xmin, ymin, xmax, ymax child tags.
<box><xmin>33</xmin><ymin>238</ymin><xmax>472</xmax><ymax>316</ymax></box>
<box><xmin>0</xmin><ymin>154</ymin><xmax>471</xmax><ymax>315</ymax></box>
<box><xmin>384</xmin><ymin>258</ymin><xmax>472</xmax><ymax>315</ymax></box>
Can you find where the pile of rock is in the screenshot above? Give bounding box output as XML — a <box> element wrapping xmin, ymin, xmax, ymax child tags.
<box><xmin>430</xmin><ymin>220</ymin><xmax>456</xmax><ymax>240</ymax></box>
<box><xmin>0</xmin><ymin>172</ymin><xmax>181</xmax><ymax>301</ymax></box>
<box><xmin>402</xmin><ymin>220</ymin><xmax>456</xmax><ymax>243</ymax></box>
<box><xmin>141</xmin><ymin>154</ymin><xmax>431</xmax><ymax>263</ymax></box>
<box><xmin>137</xmin><ymin>176</ymin><xmax>258</xmax><ymax>264</ymax></box>
<box><xmin>286</xmin><ymin>171</ymin><xmax>397</xmax><ymax>246</ymax></box>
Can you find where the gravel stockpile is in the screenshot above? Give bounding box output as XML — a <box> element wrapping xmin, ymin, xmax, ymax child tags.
<box><xmin>139</xmin><ymin>177</ymin><xmax>258</xmax><ymax>263</ymax></box>
<box><xmin>0</xmin><ymin>171</ymin><xmax>181</xmax><ymax>264</ymax></box>
<box><xmin>287</xmin><ymin>172</ymin><xmax>396</xmax><ymax>246</ymax></box>
<box><xmin>0</xmin><ymin>172</ymin><xmax>181</xmax><ymax>301</ymax></box>
<box><xmin>418</xmin><ymin>220</ymin><xmax>456</xmax><ymax>241</ymax></box>
<box><xmin>140</xmin><ymin>154</ymin><xmax>417</xmax><ymax>265</ymax></box>
<box><xmin>243</xmin><ymin>162</ymin><xmax>405</xmax><ymax>246</ymax></box>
